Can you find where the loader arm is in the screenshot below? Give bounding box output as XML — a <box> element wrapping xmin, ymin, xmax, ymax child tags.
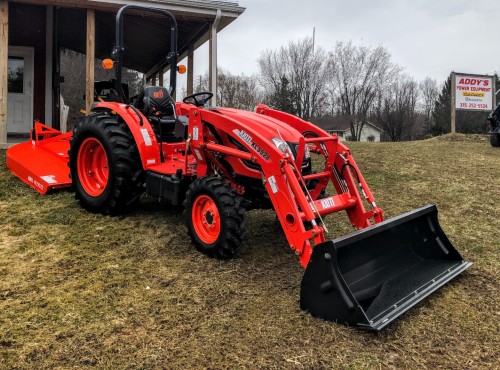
<box><xmin>186</xmin><ymin>105</ymin><xmax>382</xmax><ymax>267</ymax></box>
<box><xmin>187</xmin><ymin>106</ymin><xmax>322</xmax><ymax>265</ymax></box>
<box><xmin>256</xmin><ymin>105</ymin><xmax>384</xmax><ymax>227</ymax></box>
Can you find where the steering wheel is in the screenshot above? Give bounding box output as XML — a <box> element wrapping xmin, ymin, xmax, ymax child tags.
<box><xmin>183</xmin><ymin>92</ymin><xmax>213</xmax><ymax>107</ymax></box>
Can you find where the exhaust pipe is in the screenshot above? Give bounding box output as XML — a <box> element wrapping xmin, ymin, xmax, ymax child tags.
<box><xmin>300</xmin><ymin>205</ymin><xmax>471</xmax><ymax>330</ymax></box>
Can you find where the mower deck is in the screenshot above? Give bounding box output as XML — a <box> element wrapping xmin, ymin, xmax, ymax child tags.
<box><xmin>6</xmin><ymin>124</ymin><xmax>72</xmax><ymax>194</ymax></box>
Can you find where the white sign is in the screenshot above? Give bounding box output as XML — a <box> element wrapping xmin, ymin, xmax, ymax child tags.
<box><xmin>455</xmin><ymin>74</ymin><xmax>494</xmax><ymax>111</ymax></box>
<box><xmin>267</xmin><ymin>176</ymin><xmax>278</xmax><ymax>194</ymax></box>
<box><xmin>140</xmin><ymin>128</ymin><xmax>153</xmax><ymax>146</ymax></box>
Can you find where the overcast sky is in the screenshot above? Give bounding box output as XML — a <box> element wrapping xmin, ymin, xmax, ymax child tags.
<box><xmin>186</xmin><ymin>0</ymin><xmax>499</xmax><ymax>87</ymax></box>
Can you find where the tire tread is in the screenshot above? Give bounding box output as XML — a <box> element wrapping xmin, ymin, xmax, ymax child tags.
<box><xmin>184</xmin><ymin>176</ymin><xmax>245</xmax><ymax>259</ymax></box>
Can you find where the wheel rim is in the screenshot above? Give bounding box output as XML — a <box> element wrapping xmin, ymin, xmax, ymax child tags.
<box><xmin>77</xmin><ymin>137</ymin><xmax>109</xmax><ymax>196</ymax></box>
<box><xmin>192</xmin><ymin>195</ymin><xmax>221</xmax><ymax>244</ymax></box>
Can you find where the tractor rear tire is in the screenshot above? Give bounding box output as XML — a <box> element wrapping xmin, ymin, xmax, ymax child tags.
<box><xmin>490</xmin><ymin>133</ymin><xmax>500</xmax><ymax>147</ymax></box>
<box><xmin>184</xmin><ymin>176</ymin><xmax>245</xmax><ymax>259</ymax></box>
<box><xmin>69</xmin><ymin>113</ymin><xmax>144</xmax><ymax>214</ymax></box>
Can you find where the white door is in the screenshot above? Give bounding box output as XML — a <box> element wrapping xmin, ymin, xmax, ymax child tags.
<box><xmin>7</xmin><ymin>46</ymin><xmax>34</xmax><ymax>134</ymax></box>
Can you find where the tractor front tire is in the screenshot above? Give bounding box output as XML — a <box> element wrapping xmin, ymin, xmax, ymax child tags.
<box><xmin>184</xmin><ymin>176</ymin><xmax>245</xmax><ymax>259</ymax></box>
<box><xmin>490</xmin><ymin>133</ymin><xmax>500</xmax><ymax>147</ymax></box>
<box><xmin>69</xmin><ymin>113</ymin><xmax>144</xmax><ymax>214</ymax></box>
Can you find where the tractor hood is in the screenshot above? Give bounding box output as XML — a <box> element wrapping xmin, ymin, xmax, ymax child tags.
<box><xmin>214</xmin><ymin>107</ymin><xmax>304</xmax><ymax>143</ymax></box>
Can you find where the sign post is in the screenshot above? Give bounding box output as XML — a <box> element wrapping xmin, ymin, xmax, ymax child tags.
<box><xmin>451</xmin><ymin>72</ymin><xmax>456</xmax><ymax>133</ymax></box>
<box><xmin>451</xmin><ymin>72</ymin><xmax>495</xmax><ymax>133</ymax></box>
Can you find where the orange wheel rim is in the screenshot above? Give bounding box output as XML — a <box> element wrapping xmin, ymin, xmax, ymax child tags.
<box><xmin>192</xmin><ymin>195</ymin><xmax>221</xmax><ymax>244</ymax></box>
<box><xmin>77</xmin><ymin>137</ymin><xmax>109</xmax><ymax>196</ymax></box>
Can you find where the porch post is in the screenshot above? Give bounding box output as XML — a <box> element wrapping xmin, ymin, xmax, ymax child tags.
<box><xmin>45</xmin><ymin>6</ymin><xmax>54</xmax><ymax>125</ymax></box>
<box><xmin>0</xmin><ymin>0</ymin><xmax>8</xmax><ymax>149</ymax></box>
<box><xmin>187</xmin><ymin>43</ymin><xmax>194</xmax><ymax>95</ymax></box>
<box><xmin>158</xmin><ymin>68</ymin><xmax>164</xmax><ymax>87</ymax></box>
<box><xmin>86</xmin><ymin>9</ymin><xmax>95</xmax><ymax>115</ymax></box>
<box><xmin>170</xmin><ymin>68</ymin><xmax>176</xmax><ymax>101</ymax></box>
<box><xmin>209</xmin><ymin>9</ymin><xmax>221</xmax><ymax>106</ymax></box>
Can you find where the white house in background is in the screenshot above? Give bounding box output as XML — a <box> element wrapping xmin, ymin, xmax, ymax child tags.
<box><xmin>311</xmin><ymin>115</ymin><xmax>384</xmax><ymax>142</ymax></box>
<box><xmin>337</xmin><ymin>121</ymin><xmax>383</xmax><ymax>142</ymax></box>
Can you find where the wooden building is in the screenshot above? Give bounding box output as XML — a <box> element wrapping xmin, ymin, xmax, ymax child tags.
<box><xmin>0</xmin><ymin>0</ymin><xmax>245</xmax><ymax>148</ymax></box>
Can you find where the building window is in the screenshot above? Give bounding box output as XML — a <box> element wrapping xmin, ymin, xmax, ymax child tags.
<box><xmin>8</xmin><ymin>57</ymin><xmax>24</xmax><ymax>94</ymax></box>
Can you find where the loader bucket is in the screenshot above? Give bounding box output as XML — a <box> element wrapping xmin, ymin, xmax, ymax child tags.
<box><xmin>300</xmin><ymin>205</ymin><xmax>471</xmax><ymax>330</ymax></box>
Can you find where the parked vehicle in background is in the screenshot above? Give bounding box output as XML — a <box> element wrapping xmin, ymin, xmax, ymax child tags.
<box><xmin>487</xmin><ymin>103</ymin><xmax>500</xmax><ymax>147</ymax></box>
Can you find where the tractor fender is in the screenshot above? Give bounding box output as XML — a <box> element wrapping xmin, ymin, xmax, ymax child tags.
<box><xmin>93</xmin><ymin>102</ymin><xmax>160</xmax><ymax>168</ymax></box>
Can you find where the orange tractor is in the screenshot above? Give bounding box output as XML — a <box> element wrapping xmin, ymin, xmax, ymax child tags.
<box><xmin>6</xmin><ymin>5</ymin><xmax>470</xmax><ymax>330</ymax></box>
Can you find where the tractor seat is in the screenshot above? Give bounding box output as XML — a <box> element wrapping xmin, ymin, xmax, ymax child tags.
<box><xmin>134</xmin><ymin>86</ymin><xmax>182</xmax><ymax>143</ymax></box>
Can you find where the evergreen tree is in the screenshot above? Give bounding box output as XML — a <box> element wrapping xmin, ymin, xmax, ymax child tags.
<box><xmin>431</xmin><ymin>76</ymin><xmax>451</xmax><ymax>135</ymax></box>
<box><xmin>268</xmin><ymin>76</ymin><xmax>296</xmax><ymax>115</ymax></box>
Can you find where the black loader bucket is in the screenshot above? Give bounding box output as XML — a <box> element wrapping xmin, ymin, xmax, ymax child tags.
<box><xmin>300</xmin><ymin>205</ymin><xmax>471</xmax><ymax>330</ymax></box>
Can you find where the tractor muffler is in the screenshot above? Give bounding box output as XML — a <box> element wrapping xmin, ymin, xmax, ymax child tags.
<box><xmin>300</xmin><ymin>205</ymin><xmax>471</xmax><ymax>330</ymax></box>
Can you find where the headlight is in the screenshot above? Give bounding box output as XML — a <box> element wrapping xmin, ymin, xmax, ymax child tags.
<box><xmin>272</xmin><ymin>138</ymin><xmax>294</xmax><ymax>159</ymax></box>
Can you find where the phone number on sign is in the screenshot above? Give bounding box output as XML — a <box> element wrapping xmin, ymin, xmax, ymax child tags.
<box><xmin>459</xmin><ymin>103</ymin><xmax>489</xmax><ymax>109</ymax></box>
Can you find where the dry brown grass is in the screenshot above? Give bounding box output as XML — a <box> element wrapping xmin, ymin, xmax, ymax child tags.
<box><xmin>0</xmin><ymin>134</ymin><xmax>499</xmax><ymax>369</ymax></box>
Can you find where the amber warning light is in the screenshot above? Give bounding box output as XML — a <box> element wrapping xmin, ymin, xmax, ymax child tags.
<box><xmin>102</xmin><ymin>59</ymin><xmax>114</xmax><ymax>70</ymax></box>
<box><xmin>177</xmin><ymin>65</ymin><xmax>187</xmax><ymax>74</ymax></box>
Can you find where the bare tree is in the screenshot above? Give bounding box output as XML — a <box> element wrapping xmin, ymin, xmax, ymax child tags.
<box><xmin>419</xmin><ymin>77</ymin><xmax>439</xmax><ymax>133</ymax></box>
<box><xmin>327</xmin><ymin>41</ymin><xmax>400</xmax><ymax>140</ymax></box>
<box><xmin>217</xmin><ymin>68</ymin><xmax>262</xmax><ymax>111</ymax></box>
<box><xmin>374</xmin><ymin>76</ymin><xmax>419</xmax><ymax>141</ymax></box>
<box><xmin>194</xmin><ymin>73</ymin><xmax>210</xmax><ymax>93</ymax></box>
<box><xmin>258</xmin><ymin>37</ymin><xmax>328</xmax><ymax>120</ymax></box>
<box><xmin>192</xmin><ymin>69</ymin><xmax>261</xmax><ymax>111</ymax></box>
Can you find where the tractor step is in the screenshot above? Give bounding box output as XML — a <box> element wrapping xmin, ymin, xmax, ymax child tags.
<box><xmin>300</xmin><ymin>204</ymin><xmax>471</xmax><ymax>330</ymax></box>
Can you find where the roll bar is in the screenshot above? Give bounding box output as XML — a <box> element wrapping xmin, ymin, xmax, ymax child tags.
<box><xmin>111</xmin><ymin>5</ymin><xmax>178</xmax><ymax>103</ymax></box>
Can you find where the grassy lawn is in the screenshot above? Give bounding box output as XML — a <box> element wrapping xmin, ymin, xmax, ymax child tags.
<box><xmin>0</xmin><ymin>134</ymin><xmax>498</xmax><ymax>369</ymax></box>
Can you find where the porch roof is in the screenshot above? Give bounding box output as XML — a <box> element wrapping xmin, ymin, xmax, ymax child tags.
<box><xmin>12</xmin><ymin>0</ymin><xmax>245</xmax><ymax>74</ymax></box>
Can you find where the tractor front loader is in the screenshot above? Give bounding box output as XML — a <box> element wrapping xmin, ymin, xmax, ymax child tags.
<box><xmin>6</xmin><ymin>5</ymin><xmax>470</xmax><ymax>331</ymax></box>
